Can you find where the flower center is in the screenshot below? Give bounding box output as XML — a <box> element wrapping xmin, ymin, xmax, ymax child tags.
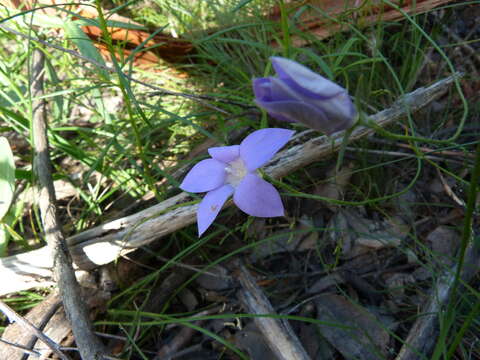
<box><xmin>225</xmin><ymin>157</ymin><xmax>248</xmax><ymax>187</ymax></box>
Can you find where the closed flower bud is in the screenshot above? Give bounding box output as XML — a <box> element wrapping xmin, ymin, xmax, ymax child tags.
<box><xmin>253</xmin><ymin>57</ymin><xmax>357</xmax><ymax>135</ymax></box>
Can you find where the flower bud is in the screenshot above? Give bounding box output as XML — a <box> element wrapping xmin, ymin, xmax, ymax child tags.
<box><xmin>253</xmin><ymin>57</ymin><xmax>356</xmax><ymax>135</ymax></box>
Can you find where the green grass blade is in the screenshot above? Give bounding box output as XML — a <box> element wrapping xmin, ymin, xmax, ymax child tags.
<box><xmin>63</xmin><ymin>21</ymin><xmax>110</xmax><ymax>81</ymax></box>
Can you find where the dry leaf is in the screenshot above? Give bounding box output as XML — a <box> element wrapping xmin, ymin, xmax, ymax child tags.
<box><xmin>249</xmin><ymin>216</ymin><xmax>314</xmax><ymax>262</ymax></box>
<box><xmin>308</xmin><ymin>272</ymin><xmax>344</xmax><ymax>294</ymax></box>
<box><xmin>298</xmin><ymin>323</ymin><xmax>336</xmax><ymax>360</ymax></box>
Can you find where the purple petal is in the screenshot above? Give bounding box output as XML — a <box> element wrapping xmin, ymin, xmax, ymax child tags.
<box><xmin>271</xmin><ymin>56</ymin><xmax>345</xmax><ymax>99</ymax></box>
<box><xmin>197</xmin><ymin>184</ymin><xmax>234</xmax><ymax>236</ymax></box>
<box><xmin>233</xmin><ymin>174</ymin><xmax>284</xmax><ymax>217</ymax></box>
<box><xmin>253</xmin><ymin>77</ymin><xmax>296</xmax><ymax>103</ymax></box>
<box><xmin>240</xmin><ymin>128</ymin><xmax>294</xmax><ymax>171</ymax></box>
<box><xmin>255</xmin><ymin>99</ymin><xmax>352</xmax><ymax>135</ymax></box>
<box><xmin>253</xmin><ymin>78</ymin><xmax>273</xmax><ymax>101</ymax></box>
<box><xmin>253</xmin><ymin>61</ymin><xmax>355</xmax><ymax>134</ymax></box>
<box><xmin>309</xmin><ymin>91</ymin><xmax>357</xmax><ymax>133</ymax></box>
<box><xmin>180</xmin><ymin>159</ymin><xmax>226</xmax><ymax>193</ymax></box>
<box><xmin>208</xmin><ymin>145</ymin><xmax>240</xmax><ymax>163</ymax></box>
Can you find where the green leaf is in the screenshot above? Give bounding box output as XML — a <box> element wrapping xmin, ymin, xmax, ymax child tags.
<box><xmin>63</xmin><ymin>22</ymin><xmax>110</xmax><ymax>81</ymax></box>
<box><xmin>0</xmin><ymin>137</ymin><xmax>15</xmax><ymax>221</ymax></box>
<box><xmin>14</xmin><ymin>169</ymin><xmax>31</xmax><ymax>180</ymax></box>
<box><xmin>231</xmin><ymin>0</ymin><xmax>255</xmax><ymax>12</ymax></box>
<box><xmin>0</xmin><ymin>223</ymin><xmax>8</xmax><ymax>257</ymax></box>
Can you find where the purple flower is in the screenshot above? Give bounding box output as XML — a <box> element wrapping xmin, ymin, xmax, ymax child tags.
<box><xmin>253</xmin><ymin>56</ymin><xmax>356</xmax><ymax>135</ymax></box>
<box><xmin>180</xmin><ymin>128</ymin><xmax>294</xmax><ymax>236</ymax></box>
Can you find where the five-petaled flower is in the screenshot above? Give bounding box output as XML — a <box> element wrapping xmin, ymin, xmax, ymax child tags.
<box><xmin>180</xmin><ymin>128</ymin><xmax>294</xmax><ymax>236</ymax></box>
<box><xmin>253</xmin><ymin>56</ymin><xmax>357</xmax><ymax>135</ymax></box>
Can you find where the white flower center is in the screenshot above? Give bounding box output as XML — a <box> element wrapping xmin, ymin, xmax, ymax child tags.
<box><xmin>225</xmin><ymin>157</ymin><xmax>248</xmax><ymax>187</ymax></box>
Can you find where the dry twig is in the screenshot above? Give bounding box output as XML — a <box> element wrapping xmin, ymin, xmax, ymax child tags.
<box><xmin>0</xmin><ymin>300</ymin><xmax>69</xmax><ymax>360</ymax></box>
<box><xmin>235</xmin><ymin>261</ymin><xmax>311</xmax><ymax>360</ymax></box>
<box><xmin>30</xmin><ymin>48</ymin><xmax>106</xmax><ymax>359</ymax></box>
<box><xmin>0</xmin><ymin>292</ymin><xmax>62</xmax><ymax>359</ymax></box>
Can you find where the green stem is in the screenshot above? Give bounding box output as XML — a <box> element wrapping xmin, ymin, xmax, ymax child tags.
<box><xmin>431</xmin><ymin>139</ymin><xmax>480</xmax><ymax>359</ymax></box>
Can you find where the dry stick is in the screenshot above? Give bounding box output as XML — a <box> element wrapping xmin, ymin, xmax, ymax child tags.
<box><xmin>394</xmin><ymin>240</ymin><xmax>480</xmax><ymax>360</ymax></box>
<box><xmin>0</xmin><ymin>291</ymin><xmax>62</xmax><ymax>360</ymax></box>
<box><xmin>0</xmin><ymin>72</ymin><xmax>460</xmax><ymax>294</ymax></box>
<box><xmin>235</xmin><ymin>261</ymin><xmax>311</xmax><ymax>360</ymax></box>
<box><xmin>30</xmin><ymin>49</ymin><xmax>106</xmax><ymax>360</ymax></box>
<box><xmin>0</xmin><ymin>300</ymin><xmax>68</xmax><ymax>360</ymax></box>
<box><xmin>0</xmin><ymin>337</ymin><xmax>41</xmax><ymax>357</ymax></box>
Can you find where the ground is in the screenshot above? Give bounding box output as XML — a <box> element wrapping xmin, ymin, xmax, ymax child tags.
<box><xmin>0</xmin><ymin>1</ymin><xmax>479</xmax><ymax>359</ymax></box>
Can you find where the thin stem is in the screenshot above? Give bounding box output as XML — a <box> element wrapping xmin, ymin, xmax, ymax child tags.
<box><xmin>432</xmin><ymin>139</ymin><xmax>480</xmax><ymax>359</ymax></box>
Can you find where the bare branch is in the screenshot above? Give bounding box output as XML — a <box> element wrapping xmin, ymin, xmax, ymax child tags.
<box><xmin>67</xmin><ymin>72</ymin><xmax>461</xmax><ymax>270</ymax></box>
<box><xmin>30</xmin><ymin>48</ymin><xmax>106</xmax><ymax>359</ymax></box>
<box><xmin>235</xmin><ymin>261</ymin><xmax>311</xmax><ymax>360</ymax></box>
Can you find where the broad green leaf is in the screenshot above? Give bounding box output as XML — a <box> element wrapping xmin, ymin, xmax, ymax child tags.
<box><xmin>0</xmin><ymin>137</ymin><xmax>15</xmax><ymax>221</ymax></box>
<box><xmin>63</xmin><ymin>22</ymin><xmax>110</xmax><ymax>80</ymax></box>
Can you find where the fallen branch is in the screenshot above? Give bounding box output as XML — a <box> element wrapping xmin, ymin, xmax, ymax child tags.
<box><xmin>235</xmin><ymin>261</ymin><xmax>311</xmax><ymax>360</ymax></box>
<box><xmin>68</xmin><ymin>73</ymin><xmax>461</xmax><ymax>269</ymax></box>
<box><xmin>0</xmin><ymin>73</ymin><xmax>460</xmax><ymax>295</ymax></box>
<box><xmin>30</xmin><ymin>49</ymin><xmax>106</xmax><ymax>359</ymax></box>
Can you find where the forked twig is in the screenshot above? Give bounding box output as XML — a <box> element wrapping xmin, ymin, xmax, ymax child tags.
<box><xmin>67</xmin><ymin>72</ymin><xmax>461</xmax><ymax>269</ymax></box>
